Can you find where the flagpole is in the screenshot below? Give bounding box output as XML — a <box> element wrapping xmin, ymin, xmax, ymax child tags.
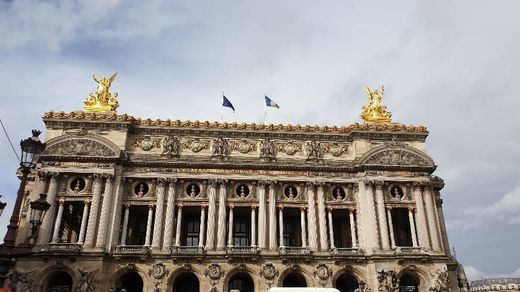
<box><xmin>221</xmin><ymin>91</ymin><xmax>224</xmax><ymax>122</ymax></box>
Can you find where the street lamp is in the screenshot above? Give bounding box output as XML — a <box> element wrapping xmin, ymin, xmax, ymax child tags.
<box><xmin>28</xmin><ymin>193</ymin><xmax>50</xmax><ymax>244</ymax></box>
<box><xmin>3</xmin><ymin>130</ymin><xmax>46</xmax><ymax>247</ymax></box>
<box><xmin>0</xmin><ymin>196</ymin><xmax>6</xmax><ymax>218</ymax></box>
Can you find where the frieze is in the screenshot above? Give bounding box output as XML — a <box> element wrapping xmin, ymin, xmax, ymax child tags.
<box><xmin>362</xmin><ymin>143</ymin><xmax>434</xmax><ymax>168</ymax></box>
<box><xmin>228</xmin><ymin>139</ymin><xmax>257</xmax><ymax>154</ymax></box>
<box><xmin>277</xmin><ymin>141</ymin><xmax>303</xmax><ymax>155</ymax></box>
<box><xmin>162</xmin><ymin>136</ymin><xmax>180</xmax><ymax>157</ymax></box>
<box><xmin>305</xmin><ymin>140</ymin><xmax>323</xmax><ymax>161</ymax></box>
<box><xmin>44</xmin><ymin>137</ymin><xmax>117</xmax><ymax>157</ymax></box>
<box><xmin>259</xmin><ymin>139</ymin><xmax>276</xmax><ymax>160</ymax></box>
<box><xmin>182</xmin><ymin>138</ymin><xmax>210</xmax><ymax>153</ymax></box>
<box><xmin>324</xmin><ymin>142</ymin><xmax>349</xmax><ymax>157</ymax></box>
<box><xmin>131</xmin><ymin>136</ymin><xmax>162</xmax><ymax>151</ymax></box>
<box><xmin>212</xmin><ymin>137</ymin><xmax>229</xmax><ymax>158</ymax></box>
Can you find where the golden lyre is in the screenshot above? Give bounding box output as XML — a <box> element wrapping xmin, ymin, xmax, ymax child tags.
<box><xmin>360</xmin><ymin>85</ymin><xmax>392</xmax><ymax>123</ymax></box>
<box><xmin>83</xmin><ymin>72</ymin><xmax>120</xmax><ymax>112</ymax></box>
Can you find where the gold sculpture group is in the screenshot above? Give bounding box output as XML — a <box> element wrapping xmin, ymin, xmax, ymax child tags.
<box><xmin>83</xmin><ymin>73</ymin><xmax>392</xmax><ymax>123</ymax></box>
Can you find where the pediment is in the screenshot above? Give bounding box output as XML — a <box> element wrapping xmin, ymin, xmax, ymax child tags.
<box><xmin>43</xmin><ymin>134</ymin><xmax>119</xmax><ymax>158</ymax></box>
<box><xmin>360</xmin><ymin>143</ymin><xmax>435</xmax><ymax>168</ymax></box>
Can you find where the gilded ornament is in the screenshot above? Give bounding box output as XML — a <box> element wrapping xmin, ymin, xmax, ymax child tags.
<box><xmin>84</xmin><ymin>73</ymin><xmax>120</xmax><ymax>112</ymax></box>
<box><xmin>360</xmin><ymin>85</ymin><xmax>392</xmax><ymax>123</ymax></box>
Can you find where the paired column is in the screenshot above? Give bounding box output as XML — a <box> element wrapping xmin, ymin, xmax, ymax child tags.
<box><xmin>424</xmin><ymin>186</ymin><xmax>442</xmax><ymax>251</ymax></box>
<box><xmin>413</xmin><ymin>184</ymin><xmax>431</xmax><ymax>250</ymax></box>
<box><xmin>206</xmin><ymin>181</ymin><xmax>217</xmax><ymax>250</ymax></box>
<box><xmin>162</xmin><ymin>179</ymin><xmax>177</xmax><ymax>251</ymax></box>
<box><xmin>38</xmin><ymin>173</ymin><xmax>58</xmax><ymax>245</ymax></box>
<box><xmin>316</xmin><ymin>184</ymin><xmax>328</xmax><ymax>251</ymax></box>
<box><xmin>268</xmin><ymin>182</ymin><xmax>277</xmax><ymax>250</ymax></box>
<box><xmin>198</xmin><ymin>205</ymin><xmax>206</xmax><ymax>247</ymax></box>
<box><xmin>357</xmin><ymin>181</ymin><xmax>380</xmax><ymax>251</ymax></box>
<box><xmin>348</xmin><ymin>208</ymin><xmax>358</xmax><ymax>248</ymax></box>
<box><xmin>257</xmin><ymin>182</ymin><xmax>267</xmax><ymax>249</ymax></box>
<box><xmin>306</xmin><ymin>183</ymin><xmax>318</xmax><ymax>250</ymax></box>
<box><xmin>278</xmin><ymin>207</ymin><xmax>284</xmax><ymax>248</ymax></box>
<box><xmin>251</xmin><ymin>206</ymin><xmax>256</xmax><ymax>247</ymax></box>
<box><xmin>144</xmin><ymin>204</ymin><xmax>154</xmax><ymax>247</ymax></box>
<box><xmin>375</xmin><ymin>182</ymin><xmax>390</xmax><ymax>250</ymax></box>
<box><xmin>51</xmin><ymin>199</ymin><xmax>65</xmax><ymax>243</ymax></box>
<box><xmin>300</xmin><ymin>207</ymin><xmax>307</xmax><ymax>248</ymax></box>
<box><xmin>227</xmin><ymin>205</ymin><xmax>234</xmax><ymax>247</ymax></box>
<box><xmin>216</xmin><ymin>181</ymin><xmax>228</xmax><ymax>250</ymax></box>
<box><xmin>84</xmin><ymin>174</ymin><xmax>103</xmax><ymax>247</ymax></box>
<box><xmin>120</xmin><ymin>204</ymin><xmax>130</xmax><ymax>245</ymax></box>
<box><xmin>77</xmin><ymin>200</ymin><xmax>90</xmax><ymax>244</ymax></box>
<box><xmin>408</xmin><ymin>207</ymin><xmax>418</xmax><ymax>247</ymax></box>
<box><xmin>96</xmin><ymin>175</ymin><xmax>114</xmax><ymax>248</ymax></box>
<box><xmin>152</xmin><ymin>179</ymin><xmax>166</xmax><ymax>249</ymax></box>
<box><xmin>387</xmin><ymin>207</ymin><xmax>396</xmax><ymax>248</ymax></box>
<box><xmin>175</xmin><ymin>205</ymin><xmax>183</xmax><ymax>247</ymax></box>
<box><xmin>327</xmin><ymin>208</ymin><xmax>335</xmax><ymax>249</ymax></box>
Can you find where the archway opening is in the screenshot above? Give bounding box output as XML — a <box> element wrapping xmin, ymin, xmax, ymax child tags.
<box><xmin>45</xmin><ymin>271</ymin><xmax>73</xmax><ymax>292</ymax></box>
<box><xmin>115</xmin><ymin>270</ymin><xmax>143</xmax><ymax>292</ymax></box>
<box><xmin>172</xmin><ymin>272</ymin><xmax>199</xmax><ymax>292</ymax></box>
<box><xmin>399</xmin><ymin>273</ymin><xmax>419</xmax><ymax>292</ymax></box>
<box><xmin>335</xmin><ymin>273</ymin><xmax>359</xmax><ymax>292</ymax></box>
<box><xmin>228</xmin><ymin>272</ymin><xmax>254</xmax><ymax>292</ymax></box>
<box><xmin>282</xmin><ymin>272</ymin><xmax>307</xmax><ymax>287</ymax></box>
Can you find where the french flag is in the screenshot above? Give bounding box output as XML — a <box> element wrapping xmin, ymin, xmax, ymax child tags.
<box><xmin>265</xmin><ymin>95</ymin><xmax>280</xmax><ymax>109</ymax></box>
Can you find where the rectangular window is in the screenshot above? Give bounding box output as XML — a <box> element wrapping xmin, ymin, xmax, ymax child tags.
<box><xmin>282</xmin><ymin>209</ymin><xmax>301</xmax><ymax>247</ymax></box>
<box><xmin>126</xmin><ymin>206</ymin><xmax>148</xmax><ymax>246</ymax></box>
<box><xmin>57</xmin><ymin>201</ymin><xmax>84</xmax><ymax>243</ymax></box>
<box><xmin>182</xmin><ymin>215</ymin><xmax>200</xmax><ymax>247</ymax></box>
<box><xmin>333</xmin><ymin>211</ymin><xmax>352</xmax><ymax>248</ymax></box>
<box><xmin>233</xmin><ymin>214</ymin><xmax>250</xmax><ymax>246</ymax></box>
<box><xmin>391</xmin><ymin>208</ymin><xmax>413</xmax><ymax>247</ymax></box>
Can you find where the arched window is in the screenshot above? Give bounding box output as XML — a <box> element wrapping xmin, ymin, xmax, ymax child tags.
<box><xmin>45</xmin><ymin>271</ymin><xmax>73</xmax><ymax>292</ymax></box>
<box><xmin>115</xmin><ymin>271</ymin><xmax>143</xmax><ymax>292</ymax></box>
<box><xmin>282</xmin><ymin>272</ymin><xmax>307</xmax><ymax>287</ymax></box>
<box><xmin>335</xmin><ymin>273</ymin><xmax>359</xmax><ymax>292</ymax></box>
<box><xmin>228</xmin><ymin>273</ymin><xmax>254</xmax><ymax>292</ymax></box>
<box><xmin>172</xmin><ymin>272</ymin><xmax>199</xmax><ymax>292</ymax></box>
<box><xmin>399</xmin><ymin>273</ymin><xmax>419</xmax><ymax>292</ymax></box>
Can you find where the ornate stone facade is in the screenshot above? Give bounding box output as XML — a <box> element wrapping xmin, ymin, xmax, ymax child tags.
<box><xmin>0</xmin><ymin>111</ymin><xmax>467</xmax><ymax>292</ymax></box>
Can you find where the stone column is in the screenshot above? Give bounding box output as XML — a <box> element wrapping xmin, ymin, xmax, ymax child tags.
<box><xmin>375</xmin><ymin>182</ymin><xmax>390</xmax><ymax>250</ymax></box>
<box><xmin>358</xmin><ymin>181</ymin><xmax>380</xmax><ymax>251</ymax></box>
<box><xmin>162</xmin><ymin>179</ymin><xmax>177</xmax><ymax>251</ymax></box>
<box><xmin>175</xmin><ymin>205</ymin><xmax>183</xmax><ymax>247</ymax></box>
<box><xmin>96</xmin><ymin>175</ymin><xmax>114</xmax><ymax>248</ymax></box>
<box><xmin>387</xmin><ymin>207</ymin><xmax>396</xmax><ymax>248</ymax></box>
<box><xmin>413</xmin><ymin>184</ymin><xmax>431</xmax><ymax>250</ymax></box>
<box><xmin>84</xmin><ymin>174</ymin><xmax>103</xmax><ymax>247</ymax></box>
<box><xmin>199</xmin><ymin>205</ymin><xmax>206</xmax><ymax>248</ymax></box>
<box><xmin>251</xmin><ymin>206</ymin><xmax>257</xmax><ymax>247</ymax></box>
<box><xmin>268</xmin><ymin>182</ymin><xmax>277</xmax><ymax>250</ymax></box>
<box><xmin>408</xmin><ymin>207</ymin><xmax>418</xmax><ymax>247</ymax></box>
<box><xmin>317</xmin><ymin>183</ymin><xmax>328</xmax><ymax>251</ymax></box>
<box><xmin>152</xmin><ymin>179</ymin><xmax>166</xmax><ymax>249</ymax></box>
<box><xmin>348</xmin><ymin>208</ymin><xmax>357</xmax><ymax>248</ymax></box>
<box><xmin>216</xmin><ymin>180</ymin><xmax>227</xmax><ymax>250</ymax></box>
<box><xmin>51</xmin><ymin>199</ymin><xmax>65</xmax><ymax>243</ymax></box>
<box><xmin>257</xmin><ymin>181</ymin><xmax>267</xmax><ymax>250</ymax></box>
<box><xmin>77</xmin><ymin>200</ymin><xmax>90</xmax><ymax>244</ymax></box>
<box><xmin>424</xmin><ymin>186</ymin><xmax>442</xmax><ymax>251</ymax></box>
<box><xmin>227</xmin><ymin>205</ymin><xmax>234</xmax><ymax>247</ymax></box>
<box><xmin>306</xmin><ymin>183</ymin><xmax>318</xmax><ymax>250</ymax></box>
<box><xmin>120</xmin><ymin>204</ymin><xmax>130</xmax><ymax>245</ymax></box>
<box><xmin>206</xmin><ymin>180</ymin><xmax>217</xmax><ymax>250</ymax></box>
<box><xmin>144</xmin><ymin>204</ymin><xmax>154</xmax><ymax>247</ymax></box>
<box><xmin>300</xmin><ymin>207</ymin><xmax>307</xmax><ymax>248</ymax></box>
<box><xmin>327</xmin><ymin>208</ymin><xmax>335</xmax><ymax>249</ymax></box>
<box><xmin>278</xmin><ymin>207</ymin><xmax>284</xmax><ymax>248</ymax></box>
<box><xmin>37</xmin><ymin>173</ymin><xmax>58</xmax><ymax>245</ymax></box>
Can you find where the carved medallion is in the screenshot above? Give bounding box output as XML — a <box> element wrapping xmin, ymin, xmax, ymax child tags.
<box><xmin>204</xmin><ymin>264</ymin><xmax>224</xmax><ymax>286</ymax></box>
<box><xmin>183</xmin><ymin>138</ymin><xmax>209</xmax><ymax>153</ymax></box>
<box><xmin>229</xmin><ymin>139</ymin><xmax>257</xmax><ymax>154</ymax></box>
<box><xmin>148</xmin><ymin>263</ymin><xmax>170</xmax><ymax>280</ymax></box>
<box><xmin>314</xmin><ymin>264</ymin><xmax>332</xmax><ymax>287</ymax></box>
<box><xmin>260</xmin><ymin>263</ymin><xmax>279</xmax><ymax>288</ymax></box>
<box><xmin>278</xmin><ymin>141</ymin><xmax>301</xmax><ymax>155</ymax></box>
<box><xmin>132</xmin><ymin>136</ymin><xmax>161</xmax><ymax>151</ymax></box>
<box><xmin>326</xmin><ymin>143</ymin><xmax>348</xmax><ymax>157</ymax></box>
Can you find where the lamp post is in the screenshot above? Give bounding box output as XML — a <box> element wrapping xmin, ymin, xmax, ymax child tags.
<box><xmin>0</xmin><ymin>196</ymin><xmax>6</xmax><ymax>218</ymax></box>
<box><xmin>28</xmin><ymin>194</ymin><xmax>50</xmax><ymax>244</ymax></box>
<box><xmin>3</xmin><ymin>130</ymin><xmax>46</xmax><ymax>247</ymax></box>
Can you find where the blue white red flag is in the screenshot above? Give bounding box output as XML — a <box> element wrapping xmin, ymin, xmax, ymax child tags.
<box><xmin>265</xmin><ymin>95</ymin><xmax>280</xmax><ymax>108</ymax></box>
<box><xmin>222</xmin><ymin>95</ymin><xmax>235</xmax><ymax>112</ymax></box>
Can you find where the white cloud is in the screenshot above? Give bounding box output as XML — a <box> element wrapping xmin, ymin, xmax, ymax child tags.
<box><xmin>465</xmin><ymin>266</ymin><xmax>488</xmax><ymax>282</ymax></box>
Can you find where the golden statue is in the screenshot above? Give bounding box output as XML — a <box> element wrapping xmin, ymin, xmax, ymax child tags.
<box><xmin>83</xmin><ymin>72</ymin><xmax>120</xmax><ymax>112</ymax></box>
<box><xmin>360</xmin><ymin>85</ymin><xmax>392</xmax><ymax>123</ymax></box>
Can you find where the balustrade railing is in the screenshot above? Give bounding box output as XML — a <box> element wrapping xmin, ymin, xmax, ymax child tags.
<box><xmin>332</xmin><ymin>247</ymin><xmax>363</xmax><ymax>255</ymax></box>
<box><xmin>394</xmin><ymin>246</ymin><xmax>426</xmax><ymax>255</ymax></box>
<box><xmin>279</xmin><ymin>246</ymin><xmax>311</xmax><ymax>255</ymax></box>
<box><xmin>171</xmin><ymin>246</ymin><xmax>205</xmax><ymax>255</ymax></box>
<box><xmin>226</xmin><ymin>246</ymin><xmax>258</xmax><ymax>255</ymax></box>
<box><xmin>41</xmin><ymin>243</ymin><xmax>83</xmax><ymax>253</ymax></box>
<box><xmin>114</xmin><ymin>245</ymin><xmax>150</xmax><ymax>255</ymax></box>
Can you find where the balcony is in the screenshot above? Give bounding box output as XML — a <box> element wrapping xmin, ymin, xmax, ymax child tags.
<box><xmin>394</xmin><ymin>246</ymin><xmax>427</xmax><ymax>255</ymax></box>
<box><xmin>227</xmin><ymin>246</ymin><xmax>258</xmax><ymax>255</ymax></box>
<box><xmin>113</xmin><ymin>245</ymin><xmax>150</xmax><ymax>257</ymax></box>
<box><xmin>279</xmin><ymin>246</ymin><xmax>311</xmax><ymax>256</ymax></box>
<box><xmin>171</xmin><ymin>246</ymin><xmax>205</xmax><ymax>259</ymax></box>
<box><xmin>332</xmin><ymin>247</ymin><xmax>364</xmax><ymax>256</ymax></box>
<box><xmin>40</xmin><ymin>243</ymin><xmax>82</xmax><ymax>255</ymax></box>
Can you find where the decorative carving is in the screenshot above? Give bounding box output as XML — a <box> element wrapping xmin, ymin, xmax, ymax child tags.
<box><xmin>362</xmin><ymin>144</ymin><xmax>434</xmax><ymax>168</ymax></box>
<box><xmin>332</xmin><ymin>187</ymin><xmax>346</xmax><ymax>201</ymax></box>
<box><xmin>186</xmin><ymin>183</ymin><xmax>201</xmax><ymax>198</ymax></box>
<box><xmin>229</xmin><ymin>139</ymin><xmax>257</xmax><ymax>154</ymax></box>
<box><xmin>162</xmin><ymin>136</ymin><xmax>180</xmax><ymax>157</ymax></box>
<box><xmin>314</xmin><ymin>264</ymin><xmax>332</xmax><ymax>287</ymax></box>
<box><xmin>325</xmin><ymin>142</ymin><xmax>348</xmax><ymax>157</ymax></box>
<box><xmin>204</xmin><ymin>264</ymin><xmax>224</xmax><ymax>286</ymax></box>
<box><xmin>132</xmin><ymin>136</ymin><xmax>161</xmax><ymax>151</ymax></box>
<box><xmin>45</xmin><ymin>138</ymin><xmax>117</xmax><ymax>157</ymax></box>
<box><xmin>430</xmin><ymin>269</ymin><xmax>450</xmax><ymax>292</ymax></box>
<box><xmin>76</xmin><ymin>267</ymin><xmax>98</xmax><ymax>292</ymax></box>
<box><xmin>236</xmin><ymin>184</ymin><xmax>250</xmax><ymax>198</ymax></box>
<box><xmin>284</xmin><ymin>185</ymin><xmax>298</xmax><ymax>200</ymax></box>
<box><xmin>182</xmin><ymin>138</ymin><xmax>210</xmax><ymax>153</ymax></box>
<box><xmin>260</xmin><ymin>263</ymin><xmax>279</xmax><ymax>288</ymax></box>
<box><xmin>361</xmin><ymin>85</ymin><xmax>392</xmax><ymax>123</ymax></box>
<box><xmin>148</xmin><ymin>263</ymin><xmax>170</xmax><ymax>280</ymax></box>
<box><xmin>259</xmin><ymin>139</ymin><xmax>276</xmax><ymax>160</ymax></box>
<box><xmin>84</xmin><ymin>72</ymin><xmax>120</xmax><ymax>112</ymax></box>
<box><xmin>377</xmin><ymin>269</ymin><xmax>399</xmax><ymax>292</ymax></box>
<box><xmin>212</xmin><ymin>137</ymin><xmax>229</xmax><ymax>158</ymax></box>
<box><xmin>305</xmin><ymin>141</ymin><xmax>323</xmax><ymax>161</ymax></box>
<box><xmin>8</xmin><ymin>270</ymin><xmax>36</xmax><ymax>292</ymax></box>
<box><xmin>278</xmin><ymin>141</ymin><xmax>302</xmax><ymax>155</ymax></box>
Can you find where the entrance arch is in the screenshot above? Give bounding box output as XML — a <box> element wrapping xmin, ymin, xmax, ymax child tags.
<box><xmin>228</xmin><ymin>272</ymin><xmax>254</xmax><ymax>292</ymax></box>
<box><xmin>115</xmin><ymin>271</ymin><xmax>143</xmax><ymax>292</ymax></box>
<box><xmin>282</xmin><ymin>272</ymin><xmax>307</xmax><ymax>287</ymax></box>
<box><xmin>172</xmin><ymin>272</ymin><xmax>199</xmax><ymax>292</ymax></box>
<box><xmin>335</xmin><ymin>273</ymin><xmax>359</xmax><ymax>292</ymax></box>
<box><xmin>45</xmin><ymin>271</ymin><xmax>73</xmax><ymax>292</ymax></box>
<box><xmin>399</xmin><ymin>273</ymin><xmax>419</xmax><ymax>292</ymax></box>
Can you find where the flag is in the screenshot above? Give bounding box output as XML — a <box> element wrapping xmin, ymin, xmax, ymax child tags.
<box><xmin>265</xmin><ymin>95</ymin><xmax>280</xmax><ymax>109</ymax></box>
<box><xmin>222</xmin><ymin>95</ymin><xmax>235</xmax><ymax>112</ymax></box>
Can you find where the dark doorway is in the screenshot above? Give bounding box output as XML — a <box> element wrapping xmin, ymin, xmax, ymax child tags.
<box><xmin>173</xmin><ymin>272</ymin><xmax>199</xmax><ymax>292</ymax></box>
<box><xmin>46</xmin><ymin>271</ymin><xmax>73</xmax><ymax>292</ymax></box>
<box><xmin>228</xmin><ymin>273</ymin><xmax>254</xmax><ymax>292</ymax></box>
<box><xmin>115</xmin><ymin>271</ymin><xmax>143</xmax><ymax>292</ymax></box>
<box><xmin>282</xmin><ymin>272</ymin><xmax>307</xmax><ymax>287</ymax></box>
<box><xmin>391</xmin><ymin>208</ymin><xmax>413</xmax><ymax>246</ymax></box>
<box><xmin>335</xmin><ymin>273</ymin><xmax>359</xmax><ymax>292</ymax></box>
<box><xmin>399</xmin><ymin>273</ymin><xmax>419</xmax><ymax>292</ymax></box>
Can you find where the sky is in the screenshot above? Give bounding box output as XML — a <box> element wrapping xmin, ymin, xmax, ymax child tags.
<box><xmin>1</xmin><ymin>0</ymin><xmax>519</xmax><ymax>282</ymax></box>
